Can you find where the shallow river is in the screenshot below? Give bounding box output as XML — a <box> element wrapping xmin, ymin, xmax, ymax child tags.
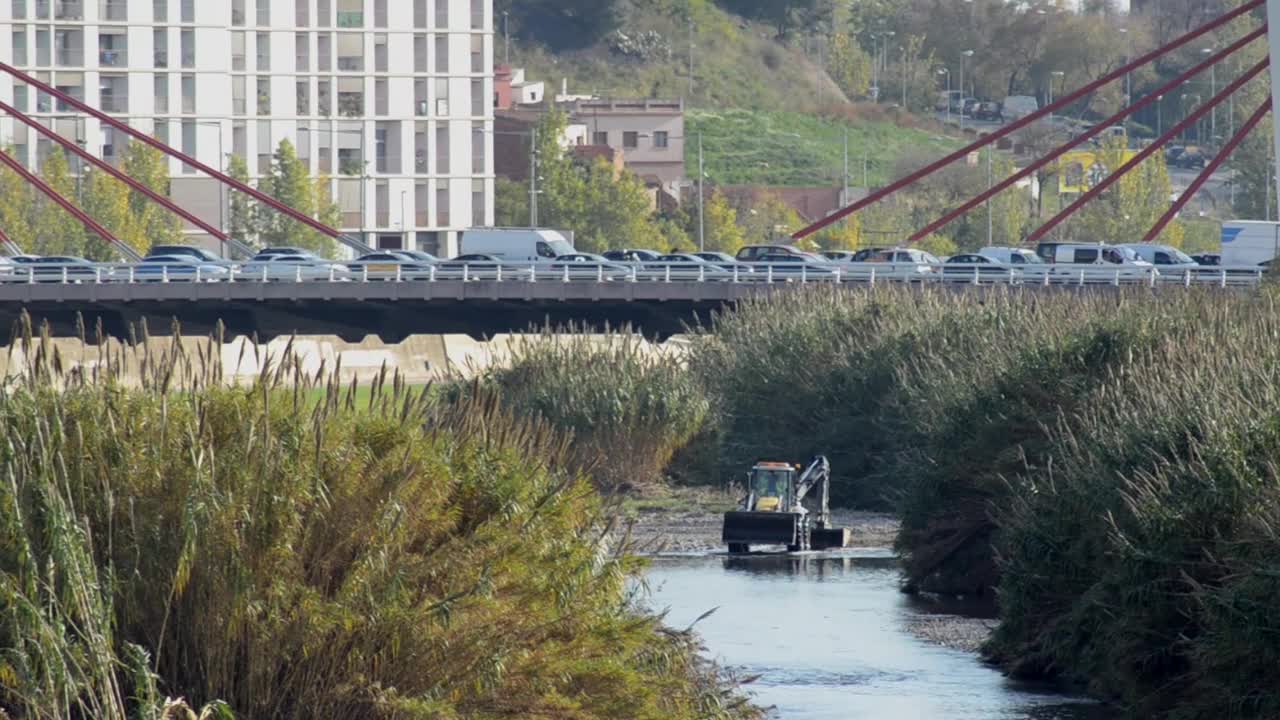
<box><xmin>645</xmin><ymin>549</ymin><xmax>1112</xmax><ymax>720</ymax></box>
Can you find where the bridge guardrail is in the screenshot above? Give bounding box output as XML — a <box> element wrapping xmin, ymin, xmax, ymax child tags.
<box><xmin>0</xmin><ymin>260</ymin><xmax>1266</xmax><ymax>288</ymax></box>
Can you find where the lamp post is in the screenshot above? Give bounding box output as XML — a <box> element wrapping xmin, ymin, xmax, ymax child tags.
<box><xmin>1119</xmin><ymin>28</ymin><xmax>1132</xmax><ymax>106</ymax></box>
<box><xmin>938</xmin><ymin>68</ymin><xmax>951</xmax><ymax>124</ymax></box>
<box><xmin>502</xmin><ymin>11</ymin><xmax>510</xmax><ymax>65</ymax></box>
<box><xmin>1202</xmin><ymin>47</ymin><xmax>1216</xmax><ymax>144</ymax></box>
<box><xmin>1181</xmin><ymin>94</ymin><xmax>1201</xmax><ymax>142</ymax></box>
<box><xmin>1048</xmin><ymin>70</ymin><xmax>1064</xmax><ymax>125</ymax></box>
<box><xmin>959</xmin><ymin>49</ymin><xmax>974</xmax><ymax>131</ymax></box>
<box><xmin>883</xmin><ymin>31</ymin><xmax>896</xmax><ymax>101</ymax></box>
<box><xmin>1156</xmin><ymin>94</ymin><xmax>1163</xmax><ymax>136</ymax></box>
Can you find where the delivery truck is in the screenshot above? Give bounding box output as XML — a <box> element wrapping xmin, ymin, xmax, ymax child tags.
<box><xmin>1220</xmin><ymin>221</ymin><xmax>1280</xmax><ymax>266</ymax></box>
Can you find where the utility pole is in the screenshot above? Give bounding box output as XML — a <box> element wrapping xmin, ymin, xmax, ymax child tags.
<box><xmin>688</xmin><ymin>8</ymin><xmax>695</xmax><ymax>99</ymax></box>
<box><xmin>697</xmin><ymin>133</ymin><xmax>705</xmax><ymax>251</ymax></box>
<box><xmin>862</xmin><ymin>146</ymin><xmax>869</xmax><ymax>189</ymax></box>
<box><xmin>503</xmin><ymin>11</ymin><xmax>510</xmax><ymax>65</ymax></box>
<box><xmin>986</xmin><ymin>148</ymin><xmax>993</xmax><ymax>245</ymax></box>
<box><xmin>901</xmin><ymin>46</ymin><xmax>908</xmax><ymax>109</ymax></box>
<box><xmin>843</xmin><ymin>128</ymin><xmax>850</xmax><ymax>203</ymax></box>
<box><xmin>529</xmin><ymin>126</ymin><xmax>539</xmax><ymax>227</ymax></box>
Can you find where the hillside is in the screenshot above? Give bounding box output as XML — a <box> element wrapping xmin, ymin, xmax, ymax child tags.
<box><xmin>688</xmin><ymin>109</ymin><xmax>964</xmax><ymax>187</ymax></box>
<box><xmin>508</xmin><ymin>0</ymin><xmax>847</xmax><ymax>113</ymax></box>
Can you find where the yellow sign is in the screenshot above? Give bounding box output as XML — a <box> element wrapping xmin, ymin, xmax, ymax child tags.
<box><xmin>1057</xmin><ymin>149</ymin><xmax>1139</xmax><ymax>194</ymax></box>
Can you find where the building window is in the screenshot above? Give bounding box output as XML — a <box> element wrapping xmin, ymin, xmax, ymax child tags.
<box><xmin>472</xmin><ymin>179</ymin><xmax>485</xmax><ymax>227</ymax></box>
<box><xmin>317</xmin><ymin>78</ymin><xmax>331</xmax><ymax>115</ymax></box>
<box><xmin>296</xmin><ymin>80</ymin><xmax>311</xmax><ymax>115</ymax></box>
<box><xmin>153</xmin><ymin>28</ymin><xmax>168</xmax><ymax>67</ymax></box>
<box><xmin>435</xmin><ymin>35</ymin><xmax>448</xmax><ymax>73</ymax></box>
<box><xmin>56</xmin><ymin>28</ymin><xmax>85</xmax><ymax>67</ymax></box>
<box><xmin>654</xmin><ymin>131</ymin><xmax>669</xmax><ymax>149</ymax></box>
<box><xmin>623</xmin><ymin>131</ymin><xmax>639</xmax><ymax>149</ymax></box>
<box><xmin>13</xmin><ymin>85</ymin><xmax>27</xmax><ymax>113</ymax></box>
<box><xmin>12</xmin><ymin>0</ymin><xmax>26</xmax><ymax>18</ymax></box>
<box><xmin>153</xmin><ymin>0</ymin><xmax>166</xmax><ymax>21</ymax></box>
<box><xmin>257</xmin><ymin>77</ymin><xmax>270</xmax><ymax>115</ymax></box>
<box><xmin>181</xmin><ymin>73</ymin><xmax>195</xmax><ymax>113</ymax></box>
<box><xmin>436</xmin><ymin>125</ymin><xmax>449</xmax><ymax>174</ymax></box>
<box><xmin>414</xmin><ymin>0</ymin><xmax>426</xmax><ymax>28</ymax></box>
<box><xmin>593</xmin><ymin>131</ymin><xmax>608</xmax><ymax>145</ymax></box>
<box><xmin>154</xmin><ymin>120</ymin><xmax>169</xmax><ymax>146</ymax></box>
<box><xmin>317</xmin><ymin>34</ymin><xmax>331</xmax><ymax>71</ymax></box>
<box><xmin>374</xmin><ymin>33</ymin><xmax>388</xmax><ymax>72</ymax></box>
<box><xmin>295</xmin><ymin>32</ymin><xmax>310</xmax><ymax>70</ymax></box>
<box><xmin>337</xmin><ymin>76</ymin><xmax>363</xmax><ymax>116</ymax></box>
<box><xmin>256</xmin><ymin>31</ymin><xmax>270</xmax><ymax>71</ymax></box>
<box><xmin>154</xmin><ymin>74</ymin><xmax>169</xmax><ymax>113</ymax></box>
<box><xmin>256</xmin><ymin>0</ymin><xmax>269</xmax><ymax>26</ymax></box>
<box><xmin>471</xmin><ymin>0</ymin><xmax>483</xmax><ymax>29</ymax></box>
<box><xmin>336</xmin><ymin>0</ymin><xmax>362</xmax><ymax>27</ymax></box>
<box><xmin>232</xmin><ymin>0</ymin><xmax>245</xmax><ymax>25</ymax></box>
<box><xmin>415</xmin><ymin>182</ymin><xmax>428</xmax><ymax>226</ymax></box>
<box><xmin>100</xmin><ymin>73</ymin><xmax>128</xmax><ymax>113</ymax></box>
<box><xmin>180</xmin><ymin>29</ymin><xmax>195</xmax><ymax>68</ymax></box>
<box><xmin>375</xmin><ymin>78</ymin><xmax>388</xmax><ymax>116</ymax></box>
<box><xmin>374</xmin><ymin>0</ymin><xmax>387</xmax><ymax>27</ymax></box>
<box><xmin>231</xmin><ymin>31</ymin><xmax>246</xmax><ymax>71</ymax></box>
<box><xmin>180</xmin><ymin>0</ymin><xmax>193</xmax><ymax>22</ymax></box>
<box><xmin>470</xmin><ymin>79</ymin><xmax>482</xmax><ymax>117</ymax></box>
<box><xmin>375</xmin><ymin>180</ymin><xmax>389</xmax><ymax>227</ymax></box>
<box><xmin>316</xmin><ymin>0</ymin><xmax>330</xmax><ymax>27</ymax></box>
<box><xmin>471</xmin><ymin>122</ymin><xmax>484</xmax><ymax>174</ymax></box>
<box><xmin>414</xmin><ymin>34</ymin><xmax>427</xmax><ymax>72</ymax></box>
<box><xmin>436</xmin><ymin>186</ymin><xmax>449</xmax><ymax>226</ymax></box>
<box><xmin>181</xmin><ymin>120</ymin><xmax>196</xmax><ymax>173</ymax></box>
<box><xmin>435</xmin><ymin>0</ymin><xmax>448</xmax><ymax>29</ymax></box>
<box><xmin>12</xmin><ymin>29</ymin><xmax>27</xmax><ymax>66</ymax></box>
<box><xmin>58</xmin><ymin>0</ymin><xmax>83</xmax><ymax>19</ymax></box>
<box><xmin>257</xmin><ymin>123</ymin><xmax>272</xmax><ymax>174</ymax></box>
<box><xmin>232</xmin><ymin>76</ymin><xmax>246</xmax><ymax>114</ymax></box>
<box><xmin>296</xmin><ymin>0</ymin><xmax>309</xmax><ymax>26</ymax></box>
<box><xmin>233</xmin><ymin>121</ymin><xmax>247</xmax><ymax>157</ymax></box>
<box><xmin>435</xmin><ymin>78</ymin><xmax>449</xmax><ymax>116</ymax></box>
<box><xmin>470</xmin><ymin>35</ymin><xmax>483</xmax><ymax>73</ymax></box>
<box><xmin>100</xmin><ymin>0</ymin><xmax>126</xmax><ymax>22</ymax></box>
<box><xmin>414</xmin><ymin>121</ymin><xmax>428</xmax><ymax>173</ymax></box>
<box><xmin>336</xmin><ymin>32</ymin><xmax>363</xmax><ymax>71</ymax></box>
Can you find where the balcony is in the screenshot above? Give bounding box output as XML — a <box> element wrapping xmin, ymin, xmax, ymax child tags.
<box><xmin>337</xmin><ymin>11</ymin><xmax>363</xmax><ymax>28</ymax></box>
<box><xmin>99</xmin><ymin>92</ymin><xmax>127</xmax><ymax>113</ymax></box>
<box><xmin>99</xmin><ymin>48</ymin><xmax>126</xmax><ymax>67</ymax></box>
<box><xmin>98</xmin><ymin>0</ymin><xmax>125</xmax><ymax>21</ymax></box>
<box><xmin>338</xmin><ymin>92</ymin><xmax>363</xmax><ymax>117</ymax></box>
<box><xmin>56</xmin><ymin>49</ymin><xmax>85</xmax><ymax>66</ymax></box>
<box><xmin>155</xmin><ymin>50</ymin><xmax>168</xmax><ymax>67</ymax></box>
<box><xmin>55</xmin><ymin>0</ymin><xmax>83</xmax><ymax>20</ymax></box>
<box><xmin>337</xmin><ymin>56</ymin><xmax>363</xmax><ymax>72</ymax></box>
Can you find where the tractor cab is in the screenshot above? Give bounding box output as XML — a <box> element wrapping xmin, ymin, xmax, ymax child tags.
<box><xmin>749</xmin><ymin>462</ymin><xmax>798</xmax><ymax>513</ymax></box>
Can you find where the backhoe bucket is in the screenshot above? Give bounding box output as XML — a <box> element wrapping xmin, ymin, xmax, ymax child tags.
<box><xmin>722</xmin><ymin>511</ymin><xmax>799</xmax><ymax>546</ymax></box>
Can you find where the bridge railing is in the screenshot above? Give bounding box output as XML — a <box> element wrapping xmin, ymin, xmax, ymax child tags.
<box><xmin>0</xmin><ymin>260</ymin><xmax>1266</xmax><ymax>288</ymax></box>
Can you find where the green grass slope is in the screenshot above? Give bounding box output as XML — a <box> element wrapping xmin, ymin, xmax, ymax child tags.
<box><xmin>513</xmin><ymin>0</ymin><xmax>845</xmax><ymax>113</ymax></box>
<box><xmin>687</xmin><ymin>109</ymin><xmax>964</xmax><ymax>187</ymax></box>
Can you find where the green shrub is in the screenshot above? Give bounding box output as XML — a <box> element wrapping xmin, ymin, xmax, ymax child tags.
<box><xmin>0</xmin><ymin>329</ymin><xmax>753</xmax><ymax>720</ymax></box>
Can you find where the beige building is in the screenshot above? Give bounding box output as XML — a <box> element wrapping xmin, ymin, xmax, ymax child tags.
<box><xmin>574</xmin><ymin>98</ymin><xmax>685</xmax><ymax>187</ymax></box>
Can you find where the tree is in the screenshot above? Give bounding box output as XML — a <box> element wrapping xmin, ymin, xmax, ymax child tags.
<box><xmin>0</xmin><ymin>149</ymin><xmax>37</xmax><ymax>252</ymax></box>
<box><xmin>718</xmin><ymin>0</ymin><xmax>826</xmax><ymax>38</ymax></box>
<box><xmin>1063</xmin><ymin>136</ymin><xmax>1182</xmax><ymax>246</ymax></box>
<box><xmin>227</xmin><ymin>154</ymin><xmax>257</xmax><ymax>246</ymax></box>
<box><xmin>31</xmin><ymin>150</ymin><xmax>84</xmax><ymax>257</ymax></box>
<box><xmin>735</xmin><ymin>191</ymin><xmax>804</xmax><ymax>246</ymax></box>
<box><xmin>495</xmin><ymin>0</ymin><xmax>622</xmax><ymax>51</ymax></box>
<box><xmin>827</xmin><ymin>32</ymin><xmax>872</xmax><ymax>100</ymax></box>
<box><xmin>701</xmin><ymin>189</ymin><xmax>746</xmax><ymax>255</ymax></box>
<box><xmin>533</xmin><ymin>108</ymin><xmax>588</xmax><ymax>234</ymax></box>
<box><xmin>122</xmin><ymin>143</ymin><xmax>183</xmax><ymax>250</ymax></box>
<box><xmin>573</xmin><ymin>158</ymin><xmax>655</xmax><ymax>253</ymax></box>
<box><xmin>257</xmin><ymin>140</ymin><xmax>339</xmax><ymax>258</ymax></box>
<box><xmin>495</xmin><ymin>177</ymin><xmax>530</xmax><ymax>227</ymax></box>
<box><xmin>80</xmin><ymin>169</ymin><xmax>139</xmax><ymax>260</ymax></box>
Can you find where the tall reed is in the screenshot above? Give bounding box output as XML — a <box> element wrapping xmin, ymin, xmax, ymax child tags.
<box><xmin>0</xmin><ymin>319</ymin><xmax>755</xmax><ymax>720</ymax></box>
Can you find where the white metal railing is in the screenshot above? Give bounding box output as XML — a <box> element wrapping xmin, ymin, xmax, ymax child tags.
<box><xmin>0</xmin><ymin>260</ymin><xmax>1267</xmax><ymax>288</ymax></box>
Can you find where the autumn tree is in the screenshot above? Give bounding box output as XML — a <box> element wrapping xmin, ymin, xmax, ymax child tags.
<box><xmin>1062</xmin><ymin>136</ymin><xmax>1182</xmax><ymax>246</ymax></box>
<box><xmin>31</xmin><ymin>150</ymin><xmax>84</xmax><ymax>256</ymax></box>
<box><xmin>256</xmin><ymin>140</ymin><xmax>340</xmax><ymax>258</ymax></box>
<box><xmin>573</xmin><ymin>158</ymin><xmax>656</xmax><ymax>253</ymax></box>
<box><xmin>80</xmin><ymin>169</ymin><xmax>138</xmax><ymax>260</ymax></box>
<box><xmin>123</xmin><ymin>143</ymin><xmax>183</xmax><ymax>250</ymax></box>
<box><xmin>0</xmin><ymin>148</ymin><xmax>37</xmax><ymax>252</ymax></box>
<box><xmin>699</xmin><ymin>189</ymin><xmax>746</xmax><ymax>255</ymax></box>
<box><xmin>226</xmin><ymin>154</ymin><xmax>256</xmax><ymax>246</ymax></box>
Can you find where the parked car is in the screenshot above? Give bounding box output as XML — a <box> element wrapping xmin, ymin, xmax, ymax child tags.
<box><xmin>603</xmin><ymin>248</ymin><xmax>662</xmax><ymax>263</ymax></box>
<box><xmin>754</xmin><ymin>253</ymin><xmax>839</xmax><ymax>280</ymax></box>
<box><xmin>1002</xmin><ymin>95</ymin><xmax>1039</xmax><ymax>121</ymax></box>
<box><xmin>942</xmin><ymin>253</ymin><xmax>1017</xmax><ymax>282</ymax></box>
<box><xmin>549</xmin><ymin>253</ymin><xmax>633</xmax><ymax>280</ymax></box>
<box><xmin>866</xmin><ymin>248</ymin><xmax>939</xmax><ymax>280</ymax></box>
<box><xmin>1175</xmin><ymin>148</ymin><xmax>1207</xmax><ymax>169</ymax></box>
<box><xmin>978</xmin><ymin>246</ymin><xmax>1044</xmax><ymax>266</ymax></box>
<box><xmin>973</xmin><ymin>102</ymin><xmax>1004</xmax><ymax>122</ymax></box>
<box><xmin>434</xmin><ymin>253</ymin><xmax>532</xmax><ymax>280</ymax></box>
<box><xmin>348</xmin><ymin>252</ymin><xmax>433</xmax><ymax>276</ymax></box>
<box><xmin>1191</xmin><ymin>252</ymin><xmax>1221</xmax><ymax>266</ymax></box>
<box><xmin>642</xmin><ymin>254</ymin><xmax>736</xmax><ymax>281</ymax></box>
<box><xmin>1049</xmin><ymin>243</ymin><xmax>1156</xmax><ymax>282</ymax></box>
<box><xmin>239</xmin><ymin>254</ymin><xmax>351</xmax><ymax>281</ymax></box>
<box><xmin>460</xmin><ymin>228</ymin><xmax>575</xmax><ymax>263</ymax></box>
<box><xmin>14</xmin><ymin>256</ymin><xmax>104</xmax><ymax>283</ymax></box>
<box><xmin>146</xmin><ymin>245</ymin><xmax>225</xmax><ymax>263</ymax></box>
<box><xmin>134</xmin><ymin>255</ymin><xmax>230</xmax><ymax>281</ymax></box>
<box><xmin>1119</xmin><ymin>243</ymin><xmax>1200</xmax><ymax>272</ymax></box>
<box><xmin>962</xmin><ymin>98</ymin><xmax>981</xmax><ymax>117</ymax></box>
<box><xmin>690</xmin><ymin>251</ymin><xmax>755</xmax><ymax>274</ymax></box>
<box><xmin>736</xmin><ymin>244</ymin><xmax>815</xmax><ymax>262</ymax></box>
<box><xmin>1164</xmin><ymin>145</ymin><xmax>1186</xmax><ymax>164</ymax></box>
<box><xmin>395</xmin><ymin>249</ymin><xmax>439</xmax><ymax>264</ymax></box>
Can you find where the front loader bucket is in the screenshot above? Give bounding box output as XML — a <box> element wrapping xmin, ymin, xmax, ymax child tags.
<box><xmin>812</xmin><ymin>527</ymin><xmax>851</xmax><ymax>550</ymax></box>
<box><xmin>722</xmin><ymin>511</ymin><xmax>799</xmax><ymax>546</ymax></box>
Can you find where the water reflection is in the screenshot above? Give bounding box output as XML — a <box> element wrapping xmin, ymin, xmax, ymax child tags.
<box><xmin>646</xmin><ymin>551</ymin><xmax>1111</xmax><ymax>720</ymax></box>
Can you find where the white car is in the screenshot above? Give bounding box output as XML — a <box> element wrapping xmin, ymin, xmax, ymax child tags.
<box><xmin>1050</xmin><ymin>244</ymin><xmax>1156</xmax><ymax>283</ymax></box>
<box><xmin>238</xmin><ymin>254</ymin><xmax>351</xmax><ymax>282</ymax></box>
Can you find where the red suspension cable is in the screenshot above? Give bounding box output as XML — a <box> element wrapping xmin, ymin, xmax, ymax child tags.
<box><xmin>0</xmin><ymin>149</ymin><xmax>136</xmax><ymax>259</ymax></box>
<box><xmin>0</xmin><ymin>101</ymin><xmax>228</xmax><ymax>243</ymax></box>
<box><xmin>905</xmin><ymin>28</ymin><xmax>1265</xmax><ymax>246</ymax></box>
<box><xmin>1025</xmin><ymin>59</ymin><xmax>1269</xmax><ymax>245</ymax></box>
<box><xmin>1144</xmin><ymin>99</ymin><xmax>1271</xmax><ymax>244</ymax></box>
<box><xmin>0</xmin><ymin>61</ymin><xmax>343</xmax><ymax>241</ymax></box>
<box><xmin>791</xmin><ymin>0</ymin><xmax>1265</xmax><ymax>240</ymax></box>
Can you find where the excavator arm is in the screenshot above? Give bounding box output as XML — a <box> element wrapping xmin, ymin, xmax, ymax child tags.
<box><xmin>793</xmin><ymin>456</ymin><xmax>831</xmax><ymax>529</ymax></box>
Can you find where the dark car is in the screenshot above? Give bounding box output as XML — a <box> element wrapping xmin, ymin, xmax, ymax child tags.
<box><xmin>603</xmin><ymin>249</ymin><xmax>661</xmax><ymax>262</ymax></box>
<box><xmin>1176</xmin><ymin>149</ymin><xmax>1207</xmax><ymax>170</ymax></box>
<box><xmin>1191</xmin><ymin>253</ymin><xmax>1221</xmax><ymax>266</ymax></box>
<box><xmin>973</xmin><ymin>102</ymin><xmax>1003</xmax><ymax>122</ymax></box>
<box><xmin>754</xmin><ymin>253</ymin><xmax>838</xmax><ymax>279</ymax></box>
<box><xmin>252</xmin><ymin>246</ymin><xmax>315</xmax><ymax>261</ymax></box>
<box><xmin>146</xmin><ymin>245</ymin><xmax>224</xmax><ymax>263</ymax></box>
<box><xmin>736</xmin><ymin>245</ymin><xmax>813</xmax><ymax>262</ymax></box>
<box><xmin>1165</xmin><ymin>146</ymin><xmax>1186</xmax><ymax>164</ymax></box>
<box><xmin>942</xmin><ymin>253</ymin><xmax>1014</xmax><ymax>282</ymax></box>
<box><xmin>15</xmin><ymin>255</ymin><xmax>103</xmax><ymax>282</ymax></box>
<box><xmin>963</xmin><ymin>98</ymin><xmax>981</xmax><ymax>116</ymax></box>
<box><xmin>349</xmin><ymin>252</ymin><xmax>432</xmax><ymax>273</ymax></box>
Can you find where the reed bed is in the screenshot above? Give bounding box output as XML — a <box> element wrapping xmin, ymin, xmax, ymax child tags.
<box><xmin>0</xmin><ymin>319</ymin><xmax>756</xmax><ymax>720</ymax></box>
<box><xmin>459</xmin><ymin>332</ymin><xmax>711</xmax><ymax>492</ymax></box>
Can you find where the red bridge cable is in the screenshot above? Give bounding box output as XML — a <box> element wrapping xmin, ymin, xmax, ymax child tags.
<box><xmin>0</xmin><ymin>101</ymin><xmax>229</xmax><ymax>243</ymax></box>
<box><xmin>791</xmin><ymin>0</ymin><xmax>1265</xmax><ymax>240</ymax></box>
<box><xmin>1144</xmin><ymin>99</ymin><xmax>1271</xmax><ymax>244</ymax></box>
<box><xmin>1025</xmin><ymin>58</ymin><xmax>1269</xmax><ymax>245</ymax></box>
<box><xmin>905</xmin><ymin>28</ymin><xmax>1265</xmax><ymax>246</ymax></box>
<box><xmin>0</xmin><ymin>149</ymin><xmax>136</xmax><ymax>259</ymax></box>
<box><xmin>0</xmin><ymin>61</ymin><xmax>342</xmax><ymax>241</ymax></box>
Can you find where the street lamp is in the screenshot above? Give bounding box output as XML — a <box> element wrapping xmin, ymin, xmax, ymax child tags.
<box><xmin>959</xmin><ymin>50</ymin><xmax>974</xmax><ymax>131</ymax></box>
<box><xmin>1181</xmin><ymin>94</ymin><xmax>1202</xmax><ymax>142</ymax></box>
<box><xmin>938</xmin><ymin>68</ymin><xmax>951</xmax><ymax>124</ymax></box>
<box><xmin>1118</xmin><ymin>28</ymin><xmax>1132</xmax><ymax>106</ymax></box>
<box><xmin>1048</xmin><ymin>71</ymin><xmax>1064</xmax><ymax>125</ymax></box>
<box><xmin>1156</xmin><ymin>94</ymin><xmax>1163</xmax><ymax>136</ymax></box>
<box><xmin>1202</xmin><ymin>47</ymin><xmax>1216</xmax><ymax>144</ymax></box>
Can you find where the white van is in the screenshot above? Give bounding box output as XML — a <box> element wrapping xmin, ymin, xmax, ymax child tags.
<box><xmin>1003</xmin><ymin>95</ymin><xmax>1039</xmax><ymax>121</ymax></box>
<box><xmin>460</xmin><ymin>228</ymin><xmax>575</xmax><ymax>263</ymax></box>
<box><xmin>1220</xmin><ymin>220</ymin><xmax>1280</xmax><ymax>266</ymax></box>
<box><xmin>1118</xmin><ymin>243</ymin><xmax>1199</xmax><ymax>272</ymax></box>
<box><xmin>1052</xmin><ymin>243</ymin><xmax>1156</xmax><ymax>282</ymax></box>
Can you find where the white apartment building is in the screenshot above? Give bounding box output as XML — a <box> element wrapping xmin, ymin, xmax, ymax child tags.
<box><xmin>0</xmin><ymin>0</ymin><xmax>494</xmax><ymax>257</ymax></box>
